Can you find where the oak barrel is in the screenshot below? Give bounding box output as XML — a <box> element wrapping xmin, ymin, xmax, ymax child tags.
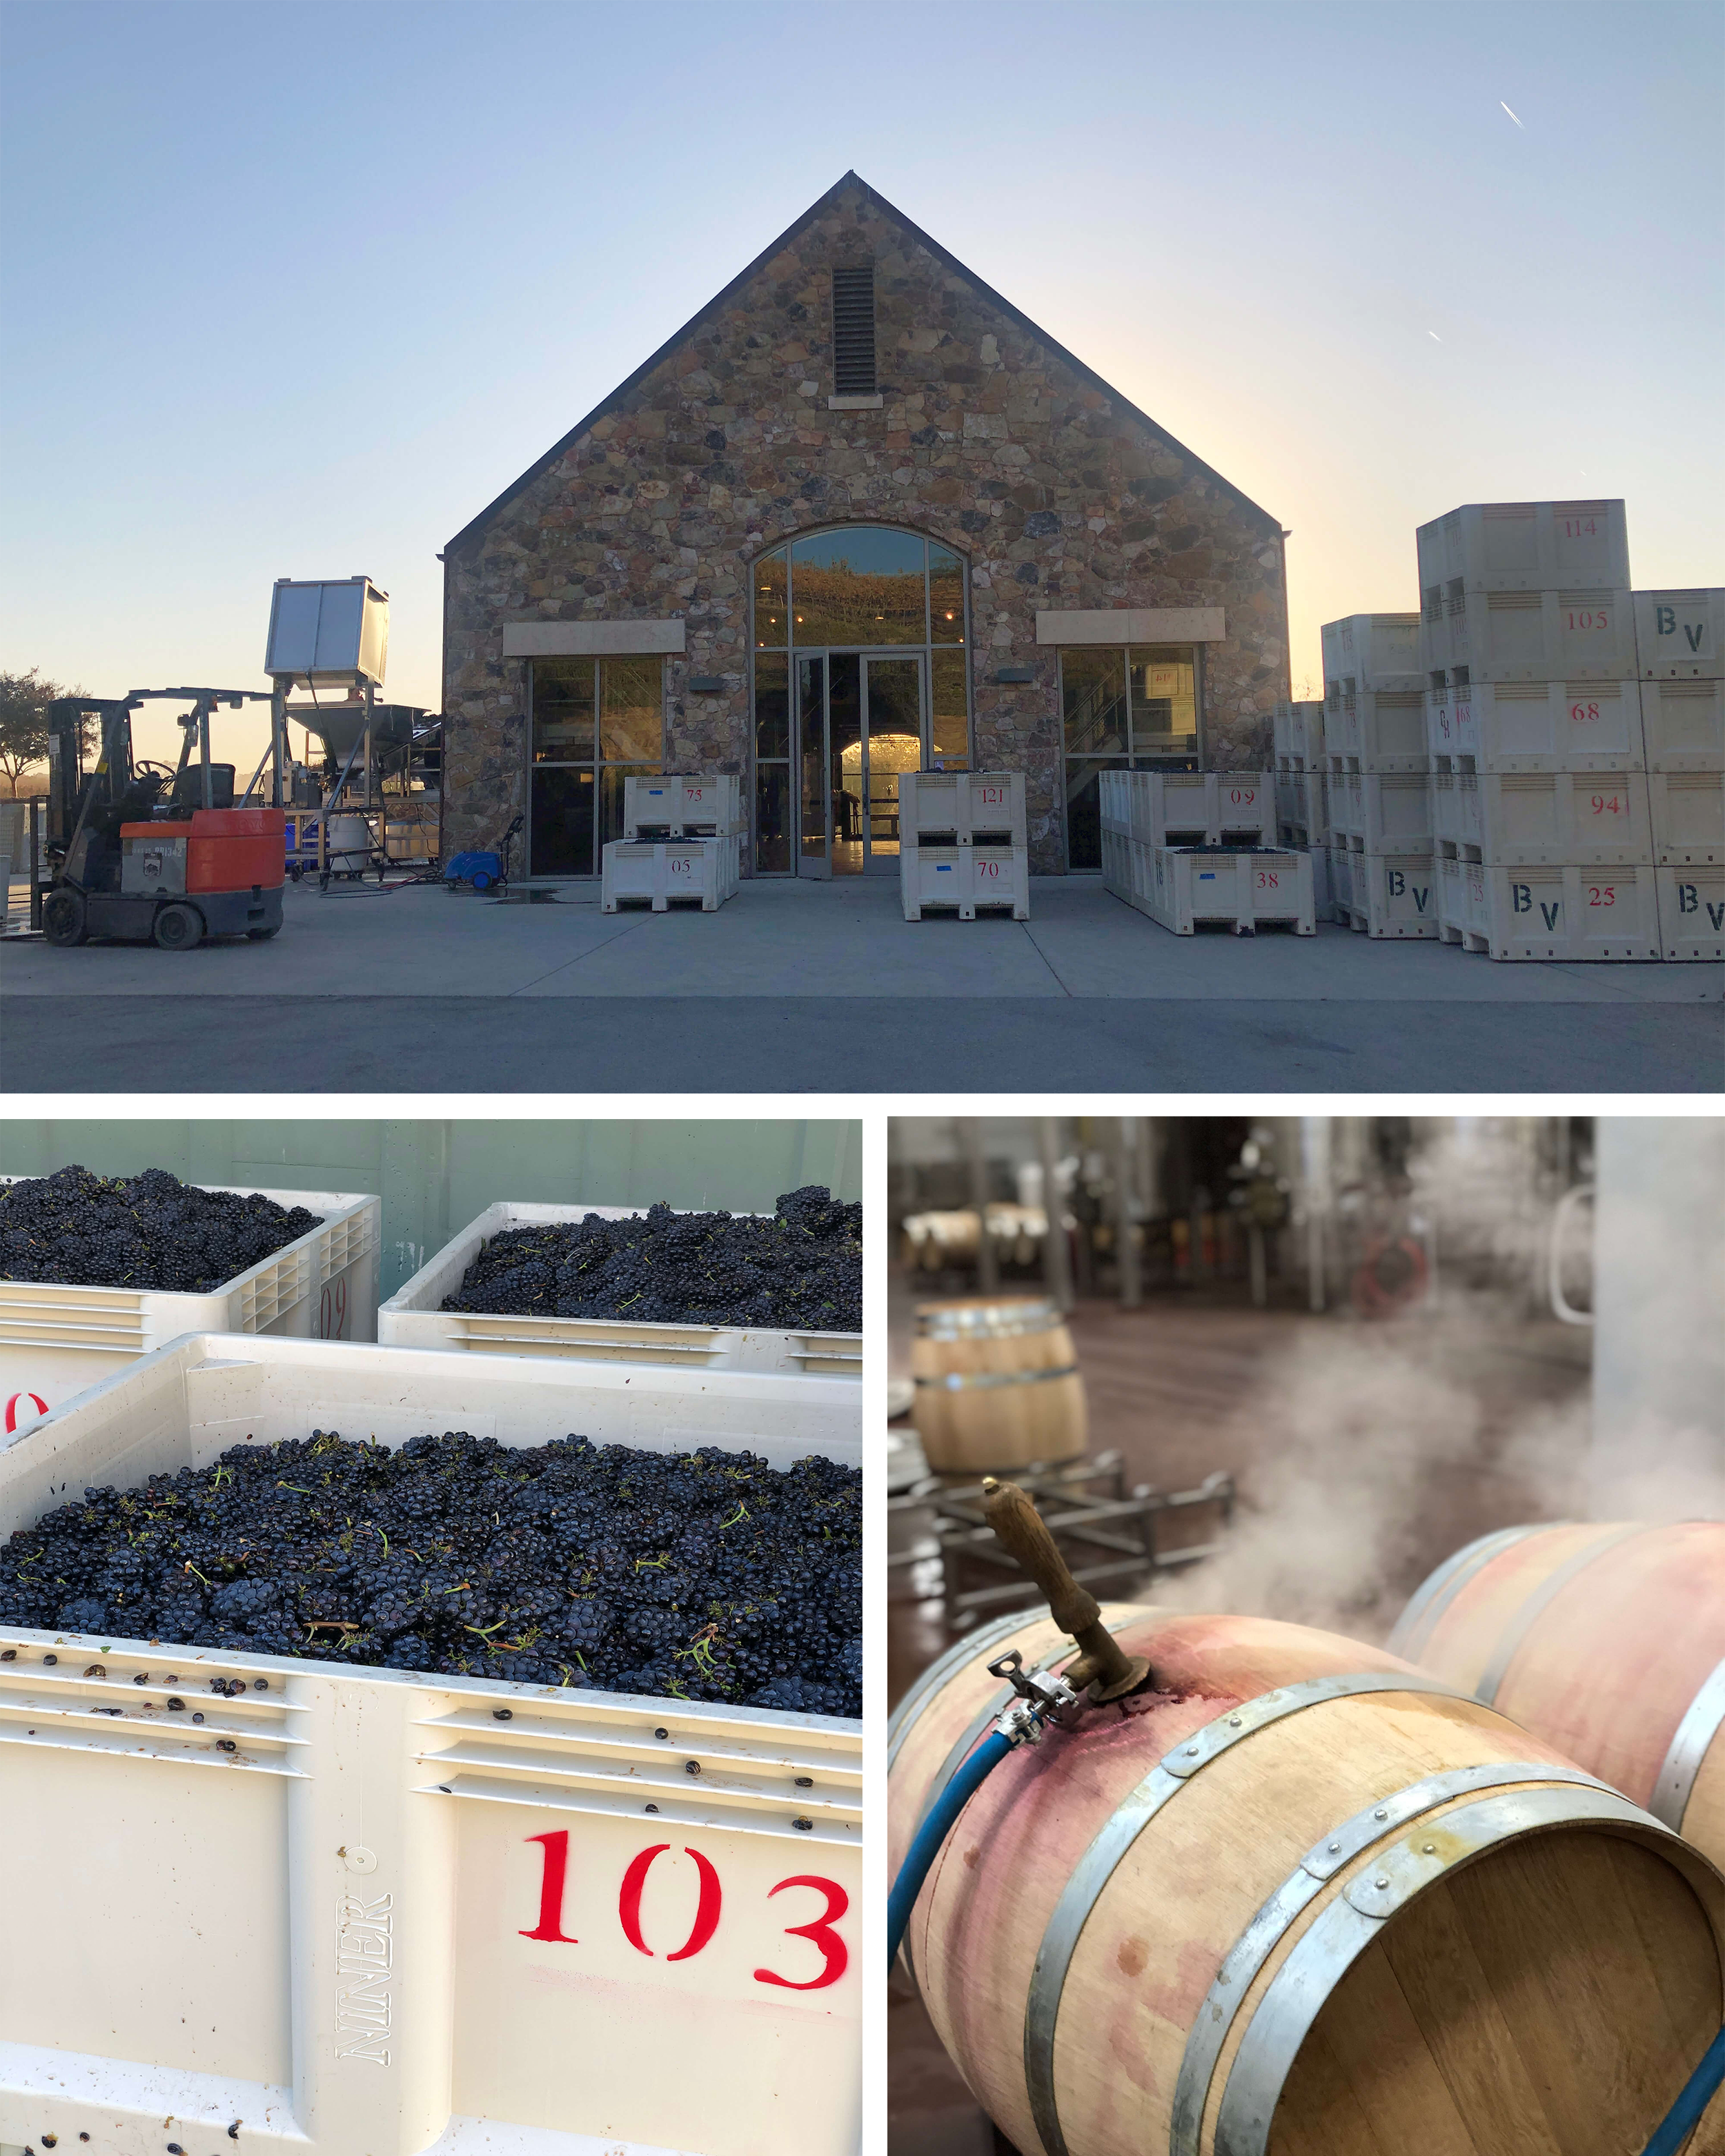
<box><xmin>887</xmin><ymin>1603</ymin><xmax>1725</xmax><ymax>2156</ymax></box>
<box><xmin>1391</xmin><ymin>1519</ymin><xmax>1725</xmax><ymax>1868</ymax></box>
<box><xmin>911</xmin><ymin>1296</ymin><xmax>1087</xmax><ymax>1474</ymax></box>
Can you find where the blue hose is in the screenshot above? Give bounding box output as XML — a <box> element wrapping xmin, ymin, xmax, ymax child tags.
<box><xmin>1644</xmin><ymin>2026</ymin><xmax>1725</xmax><ymax>2156</ymax></box>
<box><xmin>887</xmin><ymin>1729</ymin><xmax>1014</xmax><ymax>1970</ymax></box>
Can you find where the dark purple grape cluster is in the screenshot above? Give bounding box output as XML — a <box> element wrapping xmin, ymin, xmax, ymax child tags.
<box><xmin>0</xmin><ymin>1428</ymin><xmax>861</xmax><ymax>1718</ymax></box>
<box><xmin>441</xmin><ymin>1187</ymin><xmax>862</xmax><ymax>1333</ymax></box>
<box><xmin>0</xmin><ymin>1165</ymin><xmax>322</xmax><ymax>1292</ymax></box>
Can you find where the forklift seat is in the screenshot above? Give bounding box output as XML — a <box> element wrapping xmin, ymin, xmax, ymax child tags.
<box><xmin>168</xmin><ymin>764</ymin><xmax>236</xmax><ymax>815</ymax></box>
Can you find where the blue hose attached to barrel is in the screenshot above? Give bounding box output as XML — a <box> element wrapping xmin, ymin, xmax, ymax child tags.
<box><xmin>887</xmin><ymin>1730</ymin><xmax>1014</xmax><ymax>1970</ymax></box>
<box><xmin>1642</xmin><ymin>2025</ymin><xmax>1725</xmax><ymax>2156</ymax></box>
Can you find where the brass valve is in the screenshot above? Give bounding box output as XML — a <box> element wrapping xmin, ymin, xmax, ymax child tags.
<box><xmin>980</xmin><ymin>1476</ymin><xmax>1152</xmax><ymax>1704</ymax></box>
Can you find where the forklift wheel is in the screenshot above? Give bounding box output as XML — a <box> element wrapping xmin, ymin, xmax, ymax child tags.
<box><xmin>152</xmin><ymin>902</ymin><xmax>204</xmax><ymax>951</ymax></box>
<box><xmin>41</xmin><ymin>888</ymin><xmax>88</xmax><ymax>947</ymax></box>
<box><xmin>246</xmin><ymin>924</ymin><xmax>281</xmax><ymax>940</ymax></box>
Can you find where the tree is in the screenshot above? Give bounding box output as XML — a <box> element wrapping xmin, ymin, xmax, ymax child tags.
<box><xmin>0</xmin><ymin>669</ymin><xmax>87</xmax><ymax>795</ymax></box>
<box><xmin>0</xmin><ymin>669</ymin><xmax>53</xmax><ymax>796</ymax></box>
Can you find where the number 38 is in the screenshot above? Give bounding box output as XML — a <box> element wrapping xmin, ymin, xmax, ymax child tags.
<box><xmin>520</xmin><ymin>1828</ymin><xmax>850</xmax><ymax>1990</ymax></box>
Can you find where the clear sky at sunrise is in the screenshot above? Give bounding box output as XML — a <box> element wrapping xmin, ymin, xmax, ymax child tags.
<box><xmin>3</xmin><ymin>0</ymin><xmax>1721</xmax><ymax>764</ymax></box>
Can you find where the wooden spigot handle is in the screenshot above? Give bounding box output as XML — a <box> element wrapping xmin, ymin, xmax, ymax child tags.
<box><xmin>981</xmin><ymin>1476</ymin><xmax>1148</xmax><ymax>1701</ymax></box>
<box><xmin>982</xmin><ymin>1476</ymin><xmax>1100</xmax><ymax>1638</ymax></box>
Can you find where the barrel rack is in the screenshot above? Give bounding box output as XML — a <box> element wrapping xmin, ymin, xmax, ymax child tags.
<box><xmin>886</xmin><ymin>1449</ymin><xmax>1236</xmax><ymax>1624</ymax></box>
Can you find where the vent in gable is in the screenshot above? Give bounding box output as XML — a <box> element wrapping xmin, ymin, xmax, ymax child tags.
<box><xmin>831</xmin><ymin>264</ymin><xmax>876</xmax><ymax>395</ymax></box>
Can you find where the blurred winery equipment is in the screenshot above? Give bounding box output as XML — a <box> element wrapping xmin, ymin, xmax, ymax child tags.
<box><xmin>889</xmin><ymin>1114</ymin><xmax>1595</xmax><ymax>1318</ymax></box>
<box><xmin>885</xmin><ymin>1453</ymin><xmax>1235</xmax><ymax>1623</ymax></box>
<box><xmin>911</xmin><ymin>1294</ymin><xmax>1086</xmax><ymax>1474</ymax></box>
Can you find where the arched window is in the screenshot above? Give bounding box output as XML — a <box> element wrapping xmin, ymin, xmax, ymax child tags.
<box><xmin>751</xmin><ymin>525</ymin><xmax>970</xmax><ymax>878</ymax></box>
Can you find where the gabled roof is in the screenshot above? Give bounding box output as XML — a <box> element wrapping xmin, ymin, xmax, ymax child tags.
<box><xmin>444</xmin><ymin>170</ymin><xmax>1280</xmax><ymax>554</ymax></box>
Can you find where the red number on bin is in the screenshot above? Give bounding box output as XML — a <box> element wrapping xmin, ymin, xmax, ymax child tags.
<box><xmin>620</xmin><ymin>1843</ymin><xmax>722</xmax><ymax>1961</ymax></box>
<box><xmin>1566</xmin><ymin>610</ymin><xmax>1608</xmax><ymax>631</ymax></box>
<box><xmin>1570</xmin><ymin>702</ymin><xmax>1600</xmax><ymax>723</ymax></box>
<box><xmin>317</xmin><ymin>1276</ymin><xmax>348</xmax><ymax>1340</ymax></box>
<box><xmin>978</xmin><ymin>860</ymin><xmax>999</xmax><ymax>878</ymax></box>
<box><xmin>519</xmin><ymin>1836</ymin><xmax>849</xmax><ymax>1986</ymax></box>
<box><xmin>753</xmin><ymin>1875</ymin><xmax>851</xmax><ymax>1991</ymax></box>
<box><xmin>1256</xmin><ymin>871</ymin><xmax>1279</xmax><ymax>889</ymax></box>
<box><xmin>980</xmin><ymin>787</ymin><xmax>1003</xmax><ymax>802</ymax></box>
<box><xmin>1590</xmin><ymin>793</ymin><xmax>1624</xmax><ymax>815</ymax></box>
<box><xmin>1589</xmin><ymin>886</ymin><xmax>1616</xmax><ymax>907</ymax></box>
<box><xmin>1563</xmin><ymin>518</ymin><xmax>1597</xmax><ymax>538</ymax></box>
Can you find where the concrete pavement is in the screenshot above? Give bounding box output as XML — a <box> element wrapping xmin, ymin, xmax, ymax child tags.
<box><xmin>4</xmin><ymin>876</ymin><xmax>1719</xmax><ymax>1092</ymax></box>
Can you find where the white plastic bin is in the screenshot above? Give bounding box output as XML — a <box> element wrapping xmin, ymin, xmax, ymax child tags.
<box><xmin>1328</xmin><ymin>843</ymin><xmax>1354</xmax><ymax>922</ymax></box>
<box><xmin>1426</xmin><ymin>680</ymin><xmax>1646</xmax><ymax>772</ymax></box>
<box><xmin>898</xmin><ymin>771</ymin><xmax>1026</xmax><ymax>844</ymax></box>
<box><xmin>622</xmin><ymin>774</ymin><xmax>744</xmax><ymax>838</ymax></box>
<box><xmin>1354</xmin><ymin>688</ymin><xmax>1430</xmax><ymax>772</ymax></box>
<box><xmin>1432</xmin><ymin>771</ymin><xmax>1653</xmax><ymax>864</ymax></box>
<box><xmin>1416</xmin><ymin>500</ymin><xmax>1630</xmax><ymax>595</ymax></box>
<box><xmin>1437</xmin><ymin>853</ymin><xmax>1487</xmax><ymax>949</ymax></box>
<box><xmin>1275</xmin><ymin>769</ymin><xmax>1325</xmax><ymax>844</ymax></box>
<box><xmin>1320</xmin><ymin>613</ymin><xmax>1423</xmax><ymax>689</ymax></box>
<box><xmin>601</xmin><ymin>837</ymin><xmax>738</xmax><ymax>913</ymax></box>
<box><xmin>1650</xmin><ymin>771</ymin><xmax>1725</xmax><ymax>864</ymax></box>
<box><xmin>1639</xmin><ymin>679</ymin><xmax>1725</xmax><ymax>771</ymax></box>
<box><xmin>1138</xmin><ymin>847</ymin><xmax>1315</xmax><ymax>936</ymax></box>
<box><xmin>0</xmin><ymin>1181</ymin><xmax>380</xmax><ymax>1423</ymax></box>
<box><xmin>1271</xmin><ymin>700</ymin><xmax>1325</xmax><ymax>767</ymax></box>
<box><xmin>1099</xmin><ymin>770</ymin><xmax>1274</xmax><ymax>848</ymax></box>
<box><xmin>1468</xmin><ymin>864</ymin><xmax>1661</xmax><ymax>960</ymax></box>
<box><xmin>1656</xmin><ymin>866</ymin><xmax>1725</xmax><ymax>960</ymax></box>
<box><xmin>900</xmin><ymin>842</ymin><xmax>1029</xmax><ymax>920</ymax></box>
<box><xmin>1419</xmin><ymin>587</ymin><xmax>1636</xmax><ymax>682</ymax></box>
<box><xmin>0</xmin><ymin>1334</ymin><xmax>860</xmax><ymax>2156</ymax></box>
<box><xmin>1343</xmin><ymin>853</ymin><xmax>1439</xmax><ymax>939</ymax></box>
<box><xmin>379</xmin><ymin>1202</ymin><xmax>860</xmax><ymax>1379</ymax></box>
<box><xmin>1634</xmin><ymin>589</ymin><xmax>1723</xmax><ymax>680</ymax></box>
<box><xmin>1360</xmin><ymin>772</ymin><xmax>1435</xmax><ymax>855</ymax></box>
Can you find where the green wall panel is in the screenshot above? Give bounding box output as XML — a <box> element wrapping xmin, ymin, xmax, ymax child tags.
<box><xmin>0</xmin><ymin>1120</ymin><xmax>862</xmax><ymax>1297</ymax></box>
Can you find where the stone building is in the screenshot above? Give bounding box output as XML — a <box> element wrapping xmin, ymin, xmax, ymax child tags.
<box><xmin>441</xmin><ymin>171</ymin><xmax>1290</xmax><ymax>878</ymax></box>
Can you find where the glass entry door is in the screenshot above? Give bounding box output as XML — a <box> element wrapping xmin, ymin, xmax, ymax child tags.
<box><xmin>797</xmin><ymin>652</ymin><xmax>926</xmax><ymax>876</ymax></box>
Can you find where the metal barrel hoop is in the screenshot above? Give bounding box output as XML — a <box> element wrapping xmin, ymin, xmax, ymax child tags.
<box><xmin>1019</xmin><ymin>1670</ymin><xmax>1474</xmax><ymax>2156</ymax></box>
<box><xmin>1473</xmin><ymin>1523</ymin><xmax>1651</xmax><ymax>1708</ymax></box>
<box><xmin>1652</xmin><ymin>1655</ymin><xmax>1725</xmax><ymax>1832</ymax></box>
<box><xmin>1168</xmin><ymin>1760</ymin><xmax>1615</xmax><ymax>2156</ymax></box>
<box><xmin>1388</xmin><ymin>1522</ymin><xmax>1555</xmax><ymax>1661</ymax></box>
<box><xmin>914</xmin><ymin>1364</ymin><xmax>1081</xmax><ymax>1392</ymax></box>
<box><xmin>1212</xmin><ymin>1783</ymin><xmax>1702</xmax><ymax>2156</ymax></box>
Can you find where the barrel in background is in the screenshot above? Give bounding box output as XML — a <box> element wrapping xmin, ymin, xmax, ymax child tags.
<box><xmin>910</xmin><ymin>1294</ymin><xmax>1087</xmax><ymax>1474</ymax></box>
<box><xmin>1391</xmin><ymin>1519</ymin><xmax>1725</xmax><ymax>1867</ymax></box>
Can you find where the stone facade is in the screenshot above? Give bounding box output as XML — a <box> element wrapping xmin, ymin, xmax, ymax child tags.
<box><xmin>442</xmin><ymin>172</ymin><xmax>1290</xmax><ymax>871</ymax></box>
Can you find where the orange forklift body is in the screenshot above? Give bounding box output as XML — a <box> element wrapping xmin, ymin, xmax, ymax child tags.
<box><xmin>120</xmin><ymin>807</ymin><xmax>286</xmax><ymax>893</ymax></box>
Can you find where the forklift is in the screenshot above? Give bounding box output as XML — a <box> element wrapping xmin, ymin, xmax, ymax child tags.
<box><xmin>40</xmin><ymin>687</ymin><xmax>288</xmax><ymax>949</ymax></box>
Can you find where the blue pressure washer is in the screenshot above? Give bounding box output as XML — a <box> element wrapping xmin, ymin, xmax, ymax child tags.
<box><xmin>885</xmin><ymin>1478</ymin><xmax>1725</xmax><ymax>2156</ymax></box>
<box><xmin>444</xmin><ymin>814</ymin><xmax>522</xmax><ymax>894</ymax></box>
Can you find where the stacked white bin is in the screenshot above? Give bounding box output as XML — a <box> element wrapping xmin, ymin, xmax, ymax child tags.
<box><xmin>1321</xmin><ymin>613</ymin><xmax>1435</xmax><ymax>938</ymax></box>
<box><xmin>898</xmin><ymin>771</ymin><xmax>1029</xmax><ymax>920</ymax></box>
<box><xmin>1272</xmin><ymin>700</ymin><xmax>1328</xmax><ymax>896</ymax></box>
<box><xmin>1418</xmin><ymin>501</ymin><xmax>1657</xmax><ymax>960</ymax></box>
<box><xmin>1637</xmin><ymin>590</ymin><xmax>1725</xmax><ymax>960</ymax></box>
<box><xmin>604</xmin><ymin>773</ymin><xmax>745</xmax><ymax>912</ymax></box>
<box><xmin>1098</xmin><ymin>771</ymin><xmax>1311</xmax><ymax>933</ymax></box>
